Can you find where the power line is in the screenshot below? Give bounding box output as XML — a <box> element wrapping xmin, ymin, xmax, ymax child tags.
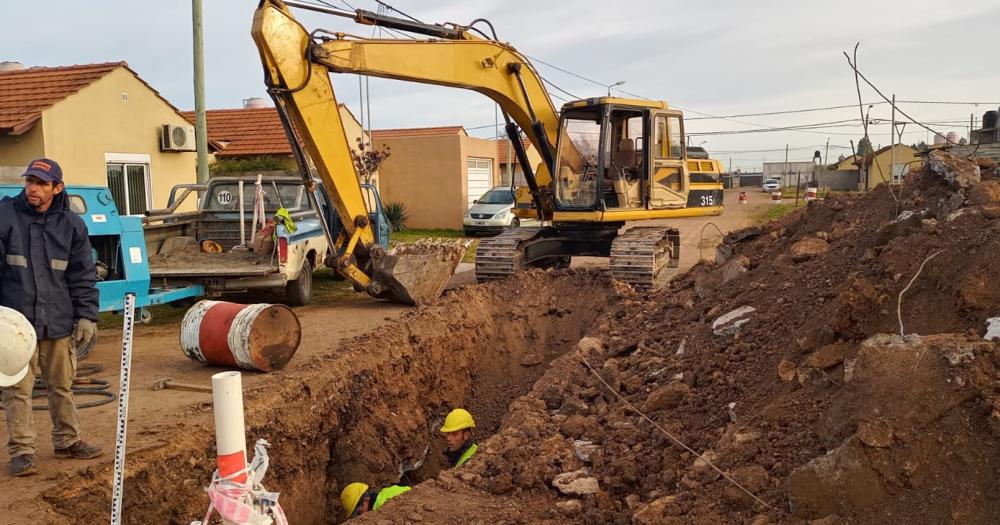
<box><xmin>373</xmin><ymin>0</ymin><xmax>422</xmax><ymax>23</ymax></box>
<box><xmin>686</xmin><ymin>102</ymin><xmax>888</xmax><ymax>120</ymax></box>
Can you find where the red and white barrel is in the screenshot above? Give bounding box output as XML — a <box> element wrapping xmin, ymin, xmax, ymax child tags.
<box><xmin>771</xmin><ymin>191</ymin><xmax>782</xmax><ymax>204</ymax></box>
<box><xmin>738</xmin><ymin>191</ymin><xmax>748</xmax><ymax>204</ymax></box>
<box><xmin>181</xmin><ymin>301</ymin><xmax>301</xmax><ymax>372</ymax></box>
<box><xmin>805</xmin><ymin>186</ymin><xmax>818</xmax><ymax>201</ymax></box>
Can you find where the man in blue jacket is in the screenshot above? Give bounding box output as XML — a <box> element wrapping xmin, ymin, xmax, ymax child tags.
<box><xmin>0</xmin><ymin>158</ymin><xmax>102</xmax><ymax>477</ymax></box>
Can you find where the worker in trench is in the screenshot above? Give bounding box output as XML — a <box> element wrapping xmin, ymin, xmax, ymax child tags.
<box><xmin>338</xmin><ymin>408</ymin><xmax>479</xmax><ymax>517</ymax></box>
<box><xmin>440</xmin><ymin>408</ymin><xmax>478</xmax><ymax>468</ymax></box>
<box><xmin>0</xmin><ymin>158</ymin><xmax>102</xmax><ymax>477</ymax></box>
<box><xmin>340</xmin><ymin>482</ymin><xmax>411</xmax><ymax>518</ymax></box>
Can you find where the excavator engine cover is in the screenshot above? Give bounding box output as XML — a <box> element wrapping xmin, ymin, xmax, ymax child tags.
<box><xmin>371</xmin><ymin>239</ymin><xmax>470</xmax><ymax>305</ymax></box>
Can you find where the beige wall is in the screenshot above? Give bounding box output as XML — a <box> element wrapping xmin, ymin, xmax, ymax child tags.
<box><xmin>462</xmin><ymin>136</ymin><xmax>501</xmax><ymax>190</ymax></box>
<box><xmin>498</xmin><ymin>141</ymin><xmax>541</xmax><ymax>185</ymax></box>
<box><xmin>866</xmin><ymin>145</ymin><xmax>919</xmax><ymax>188</ymax></box>
<box><xmin>339</xmin><ymin>105</ymin><xmax>378</xmax><ymax>190</ymax></box>
<box><xmin>377</xmin><ymin>134</ymin><xmax>464</xmax><ymax>229</ymax></box>
<box><xmin>38</xmin><ymin>67</ymin><xmax>197</xmax><ymax>211</ymax></box>
<box><xmin>0</xmin><ymin>121</ymin><xmax>46</xmax><ymax>183</ymax></box>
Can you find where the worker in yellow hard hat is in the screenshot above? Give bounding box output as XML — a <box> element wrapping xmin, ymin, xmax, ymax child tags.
<box><xmin>340</xmin><ymin>482</ymin><xmax>411</xmax><ymax>518</ymax></box>
<box><xmin>440</xmin><ymin>408</ymin><xmax>478</xmax><ymax>468</ymax></box>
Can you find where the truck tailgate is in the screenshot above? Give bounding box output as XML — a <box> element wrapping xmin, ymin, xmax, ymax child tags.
<box><xmin>148</xmin><ymin>250</ymin><xmax>279</xmax><ymax>278</ymax></box>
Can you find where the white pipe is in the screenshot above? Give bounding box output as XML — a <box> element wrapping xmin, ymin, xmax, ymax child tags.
<box><xmin>238</xmin><ymin>180</ymin><xmax>246</xmax><ymax>247</ymax></box>
<box><xmin>211</xmin><ymin>371</ymin><xmax>247</xmax><ymax>484</ymax></box>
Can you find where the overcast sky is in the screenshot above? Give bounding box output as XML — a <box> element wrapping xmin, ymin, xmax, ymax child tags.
<box><xmin>6</xmin><ymin>0</ymin><xmax>1000</xmax><ymax>171</ymax></box>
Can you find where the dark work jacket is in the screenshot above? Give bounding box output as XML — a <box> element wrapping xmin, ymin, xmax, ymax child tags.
<box><xmin>0</xmin><ymin>190</ymin><xmax>99</xmax><ymax>339</ymax></box>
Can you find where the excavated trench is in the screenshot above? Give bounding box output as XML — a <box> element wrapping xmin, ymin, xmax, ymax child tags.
<box><xmin>43</xmin><ymin>270</ymin><xmax>617</xmax><ymax>524</ymax></box>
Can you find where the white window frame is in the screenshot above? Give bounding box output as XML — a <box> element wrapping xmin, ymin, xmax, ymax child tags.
<box><xmin>105</xmin><ymin>152</ymin><xmax>152</xmax><ymax>215</ymax></box>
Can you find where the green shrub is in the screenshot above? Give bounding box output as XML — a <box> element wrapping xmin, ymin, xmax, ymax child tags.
<box><xmin>384</xmin><ymin>201</ymin><xmax>408</xmax><ymax>232</ymax></box>
<box><xmin>210</xmin><ymin>156</ymin><xmax>294</xmax><ymax>174</ymax></box>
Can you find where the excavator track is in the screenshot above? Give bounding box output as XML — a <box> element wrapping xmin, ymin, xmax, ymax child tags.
<box><xmin>475</xmin><ymin>227</ymin><xmax>543</xmax><ymax>283</ymax></box>
<box><xmin>609</xmin><ymin>226</ymin><xmax>680</xmax><ymax>292</ymax></box>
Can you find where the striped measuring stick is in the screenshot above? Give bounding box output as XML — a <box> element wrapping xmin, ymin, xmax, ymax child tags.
<box><xmin>110</xmin><ymin>293</ymin><xmax>137</xmax><ymax>525</ymax></box>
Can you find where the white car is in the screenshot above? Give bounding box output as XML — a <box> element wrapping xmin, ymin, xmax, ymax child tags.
<box><xmin>762</xmin><ymin>178</ymin><xmax>781</xmax><ymax>192</ymax></box>
<box><xmin>463</xmin><ymin>187</ymin><xmax>521</xmax><ymax>236</ymax></box>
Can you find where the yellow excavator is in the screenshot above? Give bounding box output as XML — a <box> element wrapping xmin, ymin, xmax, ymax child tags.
<box><xmin>251</xmin><ymin>0</ymin><xmax>724</xmax><ymax>303</ymax></box>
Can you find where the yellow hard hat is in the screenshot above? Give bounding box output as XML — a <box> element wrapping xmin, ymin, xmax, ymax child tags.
<box><xmin>340</xmin><ymin>482</ymin><xmax>369</xmax><ymax>517</ymax></box>
<box><xmin>440</xmin><ymin>408</ymin><xmax>475</xmax><ymax>433</ymax></box>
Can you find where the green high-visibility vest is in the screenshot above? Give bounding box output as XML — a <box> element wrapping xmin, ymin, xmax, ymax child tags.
<box><xmin>372</xmin><ymin>485</ymin><xmax>411</xmax><ymax>511</ymax></box>
<box><xmin>455</xmin><ymin>443</ymin><xmax>478</xmax><ymax>468</ymax></box>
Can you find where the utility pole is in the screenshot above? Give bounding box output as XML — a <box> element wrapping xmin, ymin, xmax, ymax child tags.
<box><xmin>783</xmin><ymin>144</ymin><xmax>789</xmax><ymax>187</ymax></box>
<box><xmin>192</xmin><ymin>0</ymin><xmax>209</xmax><ymax>184</ymax></box>
<box><xmin>824</xmin><ymin>137</ymin><xmax>830</xmax><ymax>165</ymax></box>
<box><xmin>890</xmin><ymin>93</ymin><xmax>896</xmax><ymax>183</ymax></box>
<box><xmin>506</xmin><ymin>139</ymin><xmax>513</xmax><ymax>185</ymax></box>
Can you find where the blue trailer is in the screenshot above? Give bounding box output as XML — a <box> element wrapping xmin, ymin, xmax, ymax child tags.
<box><xmin>0</xmin><ymin>185</ymin><xmax>204</xmax><ymax>320</ymax></box>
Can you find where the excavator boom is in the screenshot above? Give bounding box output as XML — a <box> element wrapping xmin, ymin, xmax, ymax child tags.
<box><xmin>252</xmin><ymin>1</ymin><xmax>468</xmax><ymax>304</ymax></box>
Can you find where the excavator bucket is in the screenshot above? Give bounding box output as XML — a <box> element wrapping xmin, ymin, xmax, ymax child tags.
<box><xmin>371</xmin><ymin>239</ymin><xmax>471</xmax><ymax>305</ymax></box>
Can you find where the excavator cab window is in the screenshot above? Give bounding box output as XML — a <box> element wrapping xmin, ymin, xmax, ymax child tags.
<box><xmin>604</xmin><ymin>109</ymin><xmax>645</xmax><ymax>209</ymax></box>
<box><xmin>554</xmin><ymin>108</ymin><xmax>603</xmax><ymax>209</ymax></box>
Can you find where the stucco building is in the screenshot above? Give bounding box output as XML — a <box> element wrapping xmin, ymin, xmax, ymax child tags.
<box><xmin>372</xmin><ymin>126</ymin><xmax>498</xmax><ymax>229</ymax></box>
<box><xmin>0</xmin><ymin>62</ymin><xmax>197</xmax><ymax>214</ymax></box>
<box><xmin>829</xmin><ymin>144</ymin><xmax>919</xmax><ymax>189</ymax></box>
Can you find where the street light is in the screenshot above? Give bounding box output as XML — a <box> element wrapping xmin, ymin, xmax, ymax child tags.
<box><xmin>608</xmin><ymin>80</ymin><xmax>625</xmax><ymax>97</ymax></box>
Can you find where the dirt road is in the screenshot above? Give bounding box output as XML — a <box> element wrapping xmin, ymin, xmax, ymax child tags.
<box><xmin>0</xmin><ymin>186</ymin><xmax>769</xmax><ymax>522</ymax></box>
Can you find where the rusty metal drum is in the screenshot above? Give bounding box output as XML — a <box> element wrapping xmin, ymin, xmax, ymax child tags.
<box><xmin>180</xmin><ymin>301</ymin><xmax>301</xmax><ymax>372</ymax></box>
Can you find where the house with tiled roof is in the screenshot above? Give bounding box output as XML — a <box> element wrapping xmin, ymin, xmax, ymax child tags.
<box><xmin>181</xmin><ymin>103</ymin><xmax>374</xmax><ymax>185</ymax></box>
<box><xmin>496</xmin><ymin>137</ymin><xmax>540</xmax><ymax>186</ymax></box>
<box><xmin>0</xmin><ymin>61</ymin><xmax>198</xmax><ymax>215</ymax></box>
<box><xmin>371</xmin><ymin>125</ymin><xmax>498</xmax><ymax>229</ymax></box>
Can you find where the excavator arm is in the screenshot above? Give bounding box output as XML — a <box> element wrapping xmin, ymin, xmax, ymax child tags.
<box><xmin>252</xmin><ymin>0</ymin><xmax>499</xmax><ymax>304</ymax></box>
<box><xmin>251</xmin><ymin>0</ymin><xmax>570</xmax><ymax>214</ymax></box>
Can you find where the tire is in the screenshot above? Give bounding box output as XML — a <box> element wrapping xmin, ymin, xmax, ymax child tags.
<box><xmin>285</xmin><ymin>259</ymin><xmax>313</xmax><ymax>306</ymax></box>
<box><xmin>509</xmin><ymin>218</ymin><xmax>520</xmax><ymax>229</ymax></box>
<box><xmin>464</xmin><ymin>229</ymin><xmax>475</xmax><ymax>237</ymax></box>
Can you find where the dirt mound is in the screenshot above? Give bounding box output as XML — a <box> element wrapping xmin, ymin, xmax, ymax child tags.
<box><xmin>381</xmin><ymin>151</ymin><xmax>1000</xmax><ymax>524</ymax></box>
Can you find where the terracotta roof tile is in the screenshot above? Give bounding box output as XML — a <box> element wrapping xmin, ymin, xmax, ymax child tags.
<box><xmin>181</xmin><ymin>107</ymin><xmax>297</xmax><ymax>158</ymax></box>
<box><xmin>497</xmin><ymin>138</ymin><xmax>532</xmax><ymax>164</ymax></box>
<box><xmin>371</xmin><ymin>125</ymin><xmax>466</xmax><ymax>140</ymax></box>
<box><xmin>0</xmin><ymin>62</ymin><xmax>124</xmax><ymax>134</ymax></box>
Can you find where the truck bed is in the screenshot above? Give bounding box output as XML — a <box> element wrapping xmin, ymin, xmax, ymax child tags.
<box><xmin>148</xmin><ymin>249</ymin><xmax>278</xmax><ymax>278</ymax></box>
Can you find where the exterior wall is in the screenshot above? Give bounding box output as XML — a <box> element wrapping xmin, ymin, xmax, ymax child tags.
<box><xmin>339</xmin><ymin>105</ymin><xmax>378</xmax><ymax>190</ymax></box>
<box><xmin>865</xmin><ymin>145</ymin><xmax>919</xmax><ymax>189</ymax></box>
<box><xmin>461</xmin><ymin>135</ymin><xmax>500</xmax><ymax>189</ymax></box>
<box><xmin>0</xmin><ymin>122</ymin><xmax>45</xmax><ymax>183</ymax></box>
<box><xmin>764</xmin><ymin>161</ymin><xmax>818</xmax><ymax>187</ymax></box>
<box><xmin>817</xmin><ymin>170</ymin><xmax>861</xmax><ymax>191</ymax></box>
<box><xmin>376</xmin><ymin>134</ymin><xmax>464</xmax><ymax>229</ymax></box>
<box><xmin>40</xmin><ymin>67</ymin><xmax>197</xmax><ymax>210</ymax></box>
<box><xmin>498</xmin><ymin>141</ymin><xmax>542</xmax><ymax>186</ymax></box>
<box><xmin>951</xmin><ymin>143</ymin><xmax>1000</xmax><ymax>162</ymax></box>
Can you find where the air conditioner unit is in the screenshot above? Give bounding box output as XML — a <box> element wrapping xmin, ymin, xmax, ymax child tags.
<box><xmin>160</xmin><ymin>124</ymin><xmax>196</xmax><ymax>152</ymax></box>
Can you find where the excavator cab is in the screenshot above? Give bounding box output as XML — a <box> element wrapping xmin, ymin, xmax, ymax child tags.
<box><xmin>553</xmin><ymin>99</ymin><xmax>690</xmax><ymax>213</ymax></box>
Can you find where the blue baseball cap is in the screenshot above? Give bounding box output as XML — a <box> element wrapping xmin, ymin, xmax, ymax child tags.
<box><xmin>22</xmin><ymin>157</ymin><xmax>63</xmax><ymax>184</ymax></box>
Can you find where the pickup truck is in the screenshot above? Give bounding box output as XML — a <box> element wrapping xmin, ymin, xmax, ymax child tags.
<box><xmin>0</xmin><ymin>175</ymin><xmax>388</xmax><ymax>318</ymax></box>
<box><xmin>144</xmin><ymin>175</ymin><xmax>388</xmax><ymax>306</ymax></box>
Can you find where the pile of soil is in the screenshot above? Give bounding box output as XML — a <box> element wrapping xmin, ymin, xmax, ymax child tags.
<box><xmin>373</xmin><ymin>151</ymin><xmax>1000</xmax><ymax>525</ymax></box>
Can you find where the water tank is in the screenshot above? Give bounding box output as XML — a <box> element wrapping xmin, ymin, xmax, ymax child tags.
<box><xmin>0</xmin><ymin>61</ymin><xmax>25</xmax><ymax>72</ymax></box>
<box><xmin>946</xmin><ymin>131</ymin><xmax>959</xmax><ymax>144</ymax></box>
<box><xmin>243</xmin><ymin>97</ymin><xmax>267</xmax><ymax>109</ymax></box>
<box><xmin>984</xmin><ymin>110</ymin><xmax>998</xmax><ymax>130</ymax></box>
<box><xmin>933</xmin><ymin>133</ymin><xmax>947</xmax><ymax>145</ymax></box>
